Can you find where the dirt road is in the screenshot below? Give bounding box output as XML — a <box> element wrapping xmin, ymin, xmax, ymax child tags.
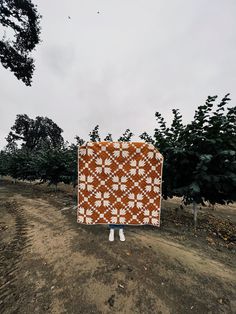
<box><xmin>0</xmin><ymin>180</ymin><xmax>235</xmax><ymax>314</ymax></box>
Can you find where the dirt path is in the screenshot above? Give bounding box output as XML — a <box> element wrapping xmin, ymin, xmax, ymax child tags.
<box><xmin>0</xmin><ymin>181</ymin><xmax>236</xmax><ymax>314</ymax></box>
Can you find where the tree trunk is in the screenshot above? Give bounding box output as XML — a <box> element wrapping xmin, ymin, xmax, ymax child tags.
<box><xmin>193</xmin><ymin>201</ymin><xmax>198</xmax><ymax>230</ymax></box>
<box><xmin>72</xmin><ymin>185</ymin><xmax>77</xmax><ymax>204</ymax></box>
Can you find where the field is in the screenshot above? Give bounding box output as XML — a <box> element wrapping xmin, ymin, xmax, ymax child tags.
<box><xmin>0</xmin><ymin>178</ymin><xmax>236</xmax><ymax>314</ymax></box>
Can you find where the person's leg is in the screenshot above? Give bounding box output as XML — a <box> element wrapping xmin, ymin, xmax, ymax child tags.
<box><xmin>108</xmin><ymin>224</ymin><xmax>126</xmax><ymax>241</ymax></box>
<box><xmin>119</xmin><ymin>225</ymin><xmax>125</xmax><ymax>241</ymax></box>
<box><xmin>108</xmin><ymin>224</ymin><xmax>115</xmax><ymax>241</ymax></box>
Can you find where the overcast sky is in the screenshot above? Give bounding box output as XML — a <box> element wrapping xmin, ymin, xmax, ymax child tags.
<box><xmin>1</xmin><ymin>0</ymin><xmax>235</xmax><ymax>149</ymax></box>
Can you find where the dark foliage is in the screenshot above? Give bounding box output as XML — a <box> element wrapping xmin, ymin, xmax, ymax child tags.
<box><xmin>89</xmin><ymin>125</ymin><xmax>101</xmax><ymax>142</ymax></box>
<box><xmin>6</xmin><ymin>114</ymin><xmax>64</xmax><ymax>150</ymax></box>
<box><xmin>0</xmin><ymin>0</ymin><xmax>41</xmax><ymax>85</ymax></box>
<box><xmin>118</xmin><ymin>129</ymin><xmax>134</xmax><ymax>142</ymax></box>
<box><xmin>104</xmin><ymin>133</ymin><xmax>113</xmax><ymax>142</ymax></box>
<box><xmin>140</xmin><ymin>94</ymin><xmax>236</xmax><ymax>207</ymax></box>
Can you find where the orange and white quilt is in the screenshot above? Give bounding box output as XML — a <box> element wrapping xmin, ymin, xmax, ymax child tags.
<box><xmin>77</xmin><ymin>142</ymin><xmax>163</xmax><ymax>226</ymax></box>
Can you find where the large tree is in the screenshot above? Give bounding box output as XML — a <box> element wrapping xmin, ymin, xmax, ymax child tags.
<box><xmin>0</xmin><ymin>0</ymin><xmax>41</xmax><ymax>85</ymax></box>
<box><xmin>6</xmin><ymin>114</ymin><xmax>64</xmax><ymax>150</ymax></box>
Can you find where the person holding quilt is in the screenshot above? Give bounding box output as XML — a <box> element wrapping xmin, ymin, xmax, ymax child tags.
<box><xmin>108</xmin><ymin>224</ymin><xmax>125</xmax><ymax>242</ymax></box>
<box><xmin>77</xmin><ymin>142</ymin><xmax>163</xmax><ymax>243</ymax></box>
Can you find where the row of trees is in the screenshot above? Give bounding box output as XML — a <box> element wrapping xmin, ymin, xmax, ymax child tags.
<box><xmin>0</xmin><ymin>114</ymin><xmax>134</xmax><ymax>189</ymax></box>
<box><xmin>0</xmin><ymin>94</ymin><xmax>235</xmax><ymax>225</ymax></box>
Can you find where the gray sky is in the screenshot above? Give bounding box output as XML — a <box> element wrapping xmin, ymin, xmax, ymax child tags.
<box><xmin>1</xmin><ymin>0</ymin><xmax>235</xmax><ymax>149</ymax></box>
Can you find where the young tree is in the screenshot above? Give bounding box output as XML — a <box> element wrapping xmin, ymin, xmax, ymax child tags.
<box><xmin>89</xmin><ymin>125</ymin><xmax>101</xmax><ymax>142</ymax></box>
<box><xmin>0</xmin><ymin>0</ymin><xmax>41</xmax><ymax>85</ymax></box>
<box><xmin>0</xmin><ymin>150</ymin><xmax>9</xmax><ymax>177</ymax></box>
<box><xmin>140</xmin><ymin>94</ymin><xmax>236</xmax><ymax>228</ymax></box>
<box><xmin>62</xmin><ymin>143</ymin><xmax>78</xmax><ymax>189</ymax></box>
<box><xmin>104</xmin><ymin>133</ymin><xmax>113</xmax><ymax>141</ymax></box>
<box><xmin>4</xmin><ymin>147</ymin><xmax>39</xmax><ymax>182</ymax></box>
<box><xmin>118</xmin><ymin>129</ymin><xmax>134</xmax><ymax>142</ymax></box>
<box><xmin>74</xmin><ymin>135</ymin><xmax>85</xmax><ymax>146</ymax></box>
<box><xmin>36</xmin><ymin>147</ymin><xmax>67</xmax><ymax>189</ymax></box>
<box><xmin>177</xmin><ymin>94</ymin><xmax>236</xmax><ymax>227</ymax></box>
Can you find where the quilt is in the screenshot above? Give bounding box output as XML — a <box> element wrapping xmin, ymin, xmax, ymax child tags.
<box><xmin>77</xmin><ymin>141</ymin><xmax>163</xmax><ymax>226</ymax></box>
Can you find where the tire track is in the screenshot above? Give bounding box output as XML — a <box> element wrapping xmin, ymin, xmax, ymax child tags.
<box><xmin>0</xmin><ymin>201</ymin><xmax>32</xmax><ymax>313</ymax></box>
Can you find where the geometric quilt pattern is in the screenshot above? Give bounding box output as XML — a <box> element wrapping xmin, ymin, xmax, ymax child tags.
<box><xmin>77</xmin><ymin>141</ymin><xmax>163</xmax><ymax>226</ymax></box>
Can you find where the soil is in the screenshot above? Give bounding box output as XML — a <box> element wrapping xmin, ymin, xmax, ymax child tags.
<box><xmin>0</xmin><ymin>179</ymin><xmax>235</xmax><ymax>314</ymax></box>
